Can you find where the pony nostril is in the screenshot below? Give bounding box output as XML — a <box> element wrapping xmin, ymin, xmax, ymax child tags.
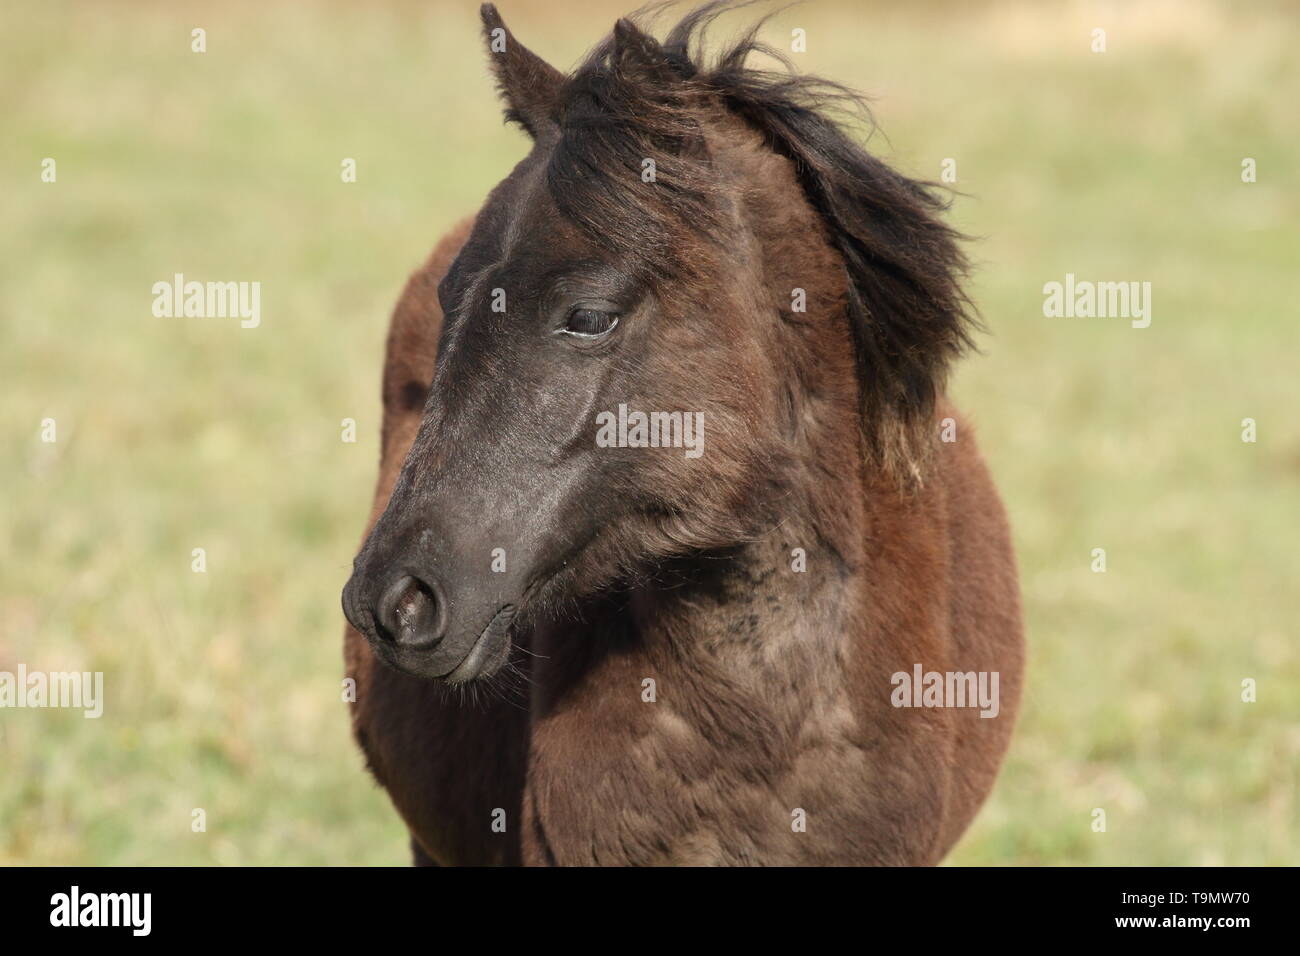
<box><xmin>375</xmin><ymin>574</ymin><xmax>445</xmax><ymax>650</ymax></box>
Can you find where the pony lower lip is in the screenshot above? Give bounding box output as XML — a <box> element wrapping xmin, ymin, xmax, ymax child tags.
<box><xmin>443</xmin><ymin>605</ymin><xmax>516</xmax><ymax>683</ymax></box>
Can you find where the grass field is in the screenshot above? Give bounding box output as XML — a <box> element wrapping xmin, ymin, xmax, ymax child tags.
<box><xmin>2</xmin><ymin>0</ymin><xmax>1297</xmax><ymax>865</ymax></box>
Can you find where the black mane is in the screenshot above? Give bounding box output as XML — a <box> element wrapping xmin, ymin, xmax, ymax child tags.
<box><xmin>547</xmin><ymin>1</ymin><xmax>978</xmax><ymax>475</ymax></box>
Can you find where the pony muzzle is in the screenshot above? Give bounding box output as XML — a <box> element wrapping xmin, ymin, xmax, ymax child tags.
<box><xmin>343</xmin><ymin>564</ymin><xmax>517</xmax><ymax>683</ymax></box>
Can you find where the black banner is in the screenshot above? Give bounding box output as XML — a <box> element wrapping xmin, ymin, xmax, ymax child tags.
<box><xmin>0</xmin><ymin>866</ymin><xmax>1281</xmax><ymax>942</ymax></box>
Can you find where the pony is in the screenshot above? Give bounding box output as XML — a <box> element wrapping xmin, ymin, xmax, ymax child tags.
<box><xmin>341</xmin><ymin>1</ymin><xmax>1024</xmax><ymax>866</ymax></box>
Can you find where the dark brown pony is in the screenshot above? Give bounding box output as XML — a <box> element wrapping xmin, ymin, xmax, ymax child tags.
<box><xmin>342</xmin><ymin>2</ymin><xmax>1023</xmax><ymax>866</ymax></box>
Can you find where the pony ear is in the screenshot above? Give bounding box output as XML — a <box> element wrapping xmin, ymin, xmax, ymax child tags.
<box><xmin>609</xmin><ymin>18</ymin><xmax>673</xmax><ymax>79</ymax></box>
<box><xmin>480</xmin><ymin>4</ymin><xmax>565</xmax><ymax>137</ymax></box>
<box><xmin>607</xmin><ymin>17</ymin><xmax>708</xmax><ymax>102</ymax></box>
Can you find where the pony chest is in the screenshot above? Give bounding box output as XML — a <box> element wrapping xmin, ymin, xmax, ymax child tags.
<box><xmin>524</xmin><ymin>682</ymin><xmax>871</xmax><ymax>866</ymax></box>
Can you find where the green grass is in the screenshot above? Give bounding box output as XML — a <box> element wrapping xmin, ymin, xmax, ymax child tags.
<box><xmin>2</xmin><ymin>0</ymin><xmax>1297</xmax><ymax>865</ymax></box>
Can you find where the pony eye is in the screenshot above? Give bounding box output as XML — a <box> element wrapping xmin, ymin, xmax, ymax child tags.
<box><xmin>564</xmin><ymin>308</ymin><xmax>619</xmax><ymax>337</ymax></box>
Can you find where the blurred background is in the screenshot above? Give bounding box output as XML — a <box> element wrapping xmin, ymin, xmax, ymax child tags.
<box><xmin>2</xmin><ymin>0</ymin><xmax>1296</xmax><ymax>865</ymax></box>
